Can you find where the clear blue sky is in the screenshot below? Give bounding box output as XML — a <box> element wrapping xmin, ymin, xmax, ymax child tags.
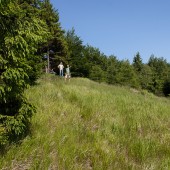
<box><xmin>50</xmin><ymin>0</ymin><xmax>170</xmax><ymax>63</ymax></box>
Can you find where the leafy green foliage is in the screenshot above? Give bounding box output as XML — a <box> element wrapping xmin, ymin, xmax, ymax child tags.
<box><xmin>39</xmin><ymin>0</ymin><xmax>68</xmax><ymax>72</ymax></box>
<box><xmin>65</xmin><ymin>28</ymin><xmax>85</xmax><ymax>76</ymax></box>
<box><xmin>107</xmin><ymin>58</ymin><xmax>140</xmax><ymax>88</ymax></box>
<box><xmin>133</xmin><ymin>52</ymin><xmax>143</xmax><ymax>72</ymax></box>
<box><xmin>148</xmin><ymin>55</ymin><xmax>170</xmax><ymax>95</ymax></box>
<box><xmin>106</xmin><ymin>56</ymin><xmax>119</xmax><ymax>84</ymax></box>
<box><xmin>83</xmin><ymin>45</ymin><xmax>108</xmax><ymax>77</ymax></box>
<box><xmin>0</xmin><ymin>0</ymin><xmax>49</xmax><ymax>146</ymax></box>
<box><xmin>139</xmin><ymin>64</ymin><xmax>153</xmax><ymax>90</ymax></box>
<box><xmin>89</xmin><ymin>65</ymin><xmax>106</xmax><ymax>83</ymax></box>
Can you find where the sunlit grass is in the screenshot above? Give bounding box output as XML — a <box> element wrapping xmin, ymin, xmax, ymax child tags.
<box><xmin>0</xmin><ymin>74</ymin><xmax>170</xmax><ymax>169</ymax></box>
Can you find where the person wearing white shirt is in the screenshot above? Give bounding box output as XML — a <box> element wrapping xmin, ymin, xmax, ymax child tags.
<box><xmin>58</xmin><ymin>62</ymin><xmax>64</xmax><ymax>76</ymax></box>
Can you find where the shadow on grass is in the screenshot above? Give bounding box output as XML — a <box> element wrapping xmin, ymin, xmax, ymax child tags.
<box><xmin>0</xmin><ymin>125</ymin><xmax>33</xmax><ymax>156</ymax></box>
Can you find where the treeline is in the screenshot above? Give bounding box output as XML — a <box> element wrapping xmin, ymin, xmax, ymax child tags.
<box><xmin>62</xmin><ymin>28</ymin><xmax>170</xmax><ymax>97</ymax></box>
<box><xmin>0</xmin><ymin>0</ymin><xmax>170</xmax><ymax>147</ymax></box>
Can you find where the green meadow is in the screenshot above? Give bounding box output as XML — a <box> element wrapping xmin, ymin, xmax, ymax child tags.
<box><xmin>0</xmin><ymin>74</ymin><xmax>170</xmax><ymax>170</ymax></box>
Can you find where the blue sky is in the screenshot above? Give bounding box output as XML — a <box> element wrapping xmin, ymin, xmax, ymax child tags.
<box><xmin>50</xmin><ymin>0</ymin><xmax>170</xmax><ymax>63</ymax></box>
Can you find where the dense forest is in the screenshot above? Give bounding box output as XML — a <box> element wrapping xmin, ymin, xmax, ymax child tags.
<box><xmin>0</xmin><ymin>0</ymin><xmax>170</xmax><ymax>147</ymax></box>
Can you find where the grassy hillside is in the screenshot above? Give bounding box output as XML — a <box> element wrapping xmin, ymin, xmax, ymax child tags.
<box><xmin>0</xmin><ymin>74</ymin><xmax>170</xmax><ymax>170</ymax></box>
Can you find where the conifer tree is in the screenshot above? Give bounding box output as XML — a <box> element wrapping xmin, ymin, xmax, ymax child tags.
<box><xmin>133</xmin><ymin>52</ymin><xmax>143</xmax><ymax>72</ymax></box>
<box><xmin>65</xmin><ymin>28</ymin><xmax>85</xmax><ymax>76</ymax></box>
<box><xmin>0</xmin><ymin>0</ymin><xmax>48</xmax><ymax>145</ymax></box>
<box><xmin>106</xmin><ymin>55</ymin><xmax>118</xmax><ymax>84</ymax></box>
<box><xmin>39</xmin><ymin>0</ymin><xmax>68</xmax><ymax>73</ymax></box>
<box><xmin>115</xmin><ymin>60</ymin><xmax>139</xmax><ymax>87</ymax></box>
<box><xmin>148</xmin><ymin>55</ymin><xmax>169</xmax><ymax>95</ymax></box>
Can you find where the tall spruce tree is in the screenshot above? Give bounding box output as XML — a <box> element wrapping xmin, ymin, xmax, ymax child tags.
<box><xmin>133</xmin><ymin>52</ymin><xmax>143</xmax><ymax>72</ymax></box>
<box><xmin>0</xmin><ymin>0</ymin><xmax>49</xmax><ymax>146</ymax></box>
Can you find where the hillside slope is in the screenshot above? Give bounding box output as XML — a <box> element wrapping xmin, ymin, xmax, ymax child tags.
<box><xmin>0</xmin><ymin>74</ymin><xmax>170</xmax><ymax>170</ymax></box>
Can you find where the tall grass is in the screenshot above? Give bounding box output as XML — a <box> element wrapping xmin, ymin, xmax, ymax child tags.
<box><xmin>0</xmin><ymin>74</ymin><xmax>170</xmax><ymax>169</ymax></box>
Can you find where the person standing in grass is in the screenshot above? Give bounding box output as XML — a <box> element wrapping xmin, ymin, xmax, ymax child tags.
<box><xmin>58</xmin><ymin>62</ymin><xmax>64</xmax><ymax>76</ymax></box>
<box><xmin>65</xmin><ymin>65</ymin><xmax>71</xmax><ymax>82</ymax></box>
